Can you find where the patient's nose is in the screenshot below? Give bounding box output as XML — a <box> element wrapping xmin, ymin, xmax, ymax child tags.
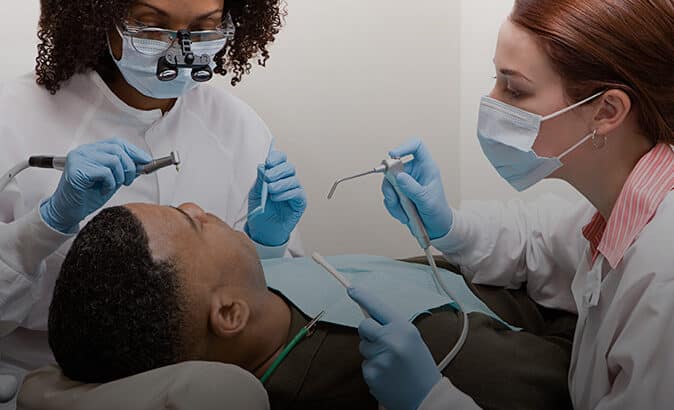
<box><xmin>178</xmin><ymin>202</ymin><xmax>206</xmax><ymax>219</ymax></box>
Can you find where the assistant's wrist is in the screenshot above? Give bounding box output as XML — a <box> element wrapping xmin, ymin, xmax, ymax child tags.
<box><xmin>415</xmin><ymin>372</ymin><xmax>443</xmax><ymax>410</ymax></box>
<box><xmin>427</xmin><ymin>207</ymin><xmax>454</xmax><ymax>240</ymax></box>
<box><xmin>430</xmin><ymin>208</ymin><xmax>468</xmax><ymax>255</ymax></box>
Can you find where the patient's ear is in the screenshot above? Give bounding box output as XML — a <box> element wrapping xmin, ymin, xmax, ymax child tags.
<box><xmin>208</xmin><ymin>289</ymin><xmax>250</xmax><ymax>339</ymax></box>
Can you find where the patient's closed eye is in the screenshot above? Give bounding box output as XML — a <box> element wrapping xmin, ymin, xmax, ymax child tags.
<box><xmin>171</xmin><ymin>206</ymin><xmax>201</xmax><ymax>232</ymax></box>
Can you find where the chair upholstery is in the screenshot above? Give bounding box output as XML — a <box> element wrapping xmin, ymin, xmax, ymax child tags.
<box><xmin>17</xmin><ymin>361</ymin><xmax>269</xmax><ymax>410</ymax></box>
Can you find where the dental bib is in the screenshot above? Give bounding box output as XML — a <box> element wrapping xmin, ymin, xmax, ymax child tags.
<box><xmin>262</xmin><ymin>255</ymin><xmax>517</xmax><ymax>330</ymax></box>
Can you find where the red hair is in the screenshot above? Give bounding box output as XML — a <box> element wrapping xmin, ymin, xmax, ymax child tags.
<box><xmin>511</xmin><ymin>0</ymin><xmax>674</xmax><ymax>144</ymax></box>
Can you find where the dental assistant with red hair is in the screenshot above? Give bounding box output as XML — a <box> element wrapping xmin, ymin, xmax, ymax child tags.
<box><xmin>347</xmin><ymin>1</ymin><xmax>674</xmax><ymax>409</ymax></box>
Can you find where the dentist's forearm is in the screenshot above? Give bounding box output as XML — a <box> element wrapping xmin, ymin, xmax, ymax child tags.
<box><xmin>0</xmin><ymin>205</ymin><xmax>76</xmax><ymax>336</ymax></box>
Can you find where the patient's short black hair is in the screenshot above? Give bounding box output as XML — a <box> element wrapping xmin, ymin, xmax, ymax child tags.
<box><xmin>49</xmin><ymin>206</ymin><xmax>188</xmax><ymax>383</ymax></box>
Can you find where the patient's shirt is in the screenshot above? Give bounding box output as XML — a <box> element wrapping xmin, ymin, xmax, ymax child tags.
<box><xmin>262</xmin><ymin>255</ymin><xmax>516</xmax><ymax>329</ymax></box>
<box><xmin>263</xmin><ymin>257</ymin><xmax>574</xmax><ymax>410</ymax></box>
<box><xmin>265</xmin><ymin>294</ymin><xmax>573</xmax><ymax>410</ymax></box>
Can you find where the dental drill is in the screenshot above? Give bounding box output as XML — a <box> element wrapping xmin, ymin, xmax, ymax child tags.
<box><xmin>329</xmin><ymin>155</ymin><xmax>469</xmax><ymax>370</ymax></box>
<box><xmin>0</xmin><ymin>152</ymin><xmax>181</xmax><ymax>192</ymax></box>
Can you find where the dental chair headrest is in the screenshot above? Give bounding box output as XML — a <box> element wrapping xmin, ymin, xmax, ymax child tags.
<box><xmin>17</xmin><ymin>361</ymin><xmax>269</xmax><ymax>410</ymax></box>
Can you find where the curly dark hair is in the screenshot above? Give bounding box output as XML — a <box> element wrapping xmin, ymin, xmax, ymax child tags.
<box><xmin>48</xmin><ymin>206</ymin><xmax>189</xmax><ymax>383</ymax></box>
<box><xmin>36</xmin><ymin>0</ymin><xmax>286</xmax><ymax>94</ymax></box>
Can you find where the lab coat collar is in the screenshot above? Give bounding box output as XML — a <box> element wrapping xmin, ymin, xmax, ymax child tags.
<box><xmin>88</xmin><ymin>70</ymin><xmax>177</xmax><ymax>126</ymax></box>
<box><xmin>582</xmin><ymin>143</ymin><xmax>674</xmax><ymax>269</ymax></box>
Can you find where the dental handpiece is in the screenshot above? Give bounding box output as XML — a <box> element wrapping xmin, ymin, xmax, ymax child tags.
<box><xmin>27</xmin><ymin>151</ymin><xmax>181</xmax><ymax>175</ymax></box>
<box><xmin>1</xmin><ymin>152</ymin><xmax>181</xmax><ymax>192</ymax></box>
<box><xmin>137</xmin><ymin>151</ymin><xmax>181</xmax><ymax>175</ymax></box>
<box><xmin>381</xmin><ymin>158</ymin><xmax>431</xmax><ymax>250</ymax></box>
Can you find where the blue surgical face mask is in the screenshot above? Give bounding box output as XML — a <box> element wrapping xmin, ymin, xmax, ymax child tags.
<box><xmin>477</xmin><ymin>91</ymin><xmax>605</xmax><ymax>191</ymax></box>
<box><xmin>107</xmin><ymin>27</ymin><xmax>227</xmax><ymax>100</ymax></box>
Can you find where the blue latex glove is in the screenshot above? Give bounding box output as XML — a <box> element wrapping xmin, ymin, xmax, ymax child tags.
<box><xmin>348</xmin><ymin>286</ymin><xmax>442</xmax><ymax>410</ymax></box>
<box><xmin>40</xmin><ymin>138</ymin><xmax>151</xmax><ymax>233</ymax></box>
<box><xmin>245</xmin><ymin>149</ymin><xmax>307</xmax><ymax>247</ymax></box>
<box><xmin>383</xmin><ymin>138</ymin><xmax>453</xmax><ymax>240</ymax></box>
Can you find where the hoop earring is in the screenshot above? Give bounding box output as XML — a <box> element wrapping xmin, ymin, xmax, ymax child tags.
<box><xmin>591</xmin><ymin>130</ymin><xmax>606</xmax><ymax>150</ymax></box>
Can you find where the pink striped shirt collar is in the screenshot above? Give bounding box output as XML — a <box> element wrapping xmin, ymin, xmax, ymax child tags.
<box><xmin>582</xmin><ymin>143</ymin><xmax>674</xmax><ymax>269</ymax></box>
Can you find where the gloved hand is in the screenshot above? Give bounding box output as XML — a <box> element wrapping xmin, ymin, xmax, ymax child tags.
<box><xmin>245</xmin><ymin>149</ymin><xmax>307</xmax><ymax>247</ymax></box>
<box><xmin>383</xmin><ymin>137</ymin><xmax>453</xmax><ymax>240</ymax></box>
<box><xmin>40</xmin><ymin>138</ymin><xmax>152</xmax><ymax>233</ymax></box>
<box><xmin>348</xmin><ymin>285</ymin><xmax>442</xmax><ymax>410</ymax></box>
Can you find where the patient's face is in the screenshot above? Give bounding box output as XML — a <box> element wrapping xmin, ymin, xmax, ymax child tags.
<box><xmin>125</xmin><ymin>203</ymin><xmax>267</xmax><ymax>293</ymax></box>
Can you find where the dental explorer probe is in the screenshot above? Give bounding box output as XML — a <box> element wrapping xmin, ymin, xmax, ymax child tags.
<box><xmin>0</xmin><ymin>152</ymin><xmax>181</xmax><ymax>192</ymax></box>
<box><xmin>327</xmin><ymin>155</ymin><xmax>414</xmax><ymax>200</ymax></box>
<box><xmin>328</xmin><ymin>155</ymin><xmax>469</xmax><ymax>371</ymax></box>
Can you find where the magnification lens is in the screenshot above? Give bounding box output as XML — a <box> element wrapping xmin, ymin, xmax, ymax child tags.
<box><xmin>158</xmin><ymin>68</ymin><xmax>178</xmax><ymax>81</ymax></box>
<box><xmin>192</xmin><ymin>67</ymin><xmax>213</xmax><ymax>82</ymax></box>
<box><xmin>157</xmin><ymin>58</ymin><xmax>179</xmax><ymax>81</ymax></box>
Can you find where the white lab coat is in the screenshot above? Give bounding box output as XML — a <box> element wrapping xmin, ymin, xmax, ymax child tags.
<box><xmin>419</xmin><ymin>192</ymin><xmax>674</xmax><ymax>410</ymax></box>
<box><xmin>0</xmin><ymin>71</ymin><xmax>302</xmax><ymax>407</ymax></box>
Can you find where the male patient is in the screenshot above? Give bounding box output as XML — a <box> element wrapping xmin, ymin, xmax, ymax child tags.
<box><xmin>48</xmin><ymin>203</ymin><xmax>573</xmax><ymax>410</ymax></box>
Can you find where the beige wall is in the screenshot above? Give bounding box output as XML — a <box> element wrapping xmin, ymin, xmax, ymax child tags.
<box><xmin>4</xmin><ymin>2</ymin><xmax>40</xmax><ymax>79</ymax></box>
<box><xmin>226</xmin><ymin>0</ymin><xmax>461</xmax><ymax>257</ymax></box>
